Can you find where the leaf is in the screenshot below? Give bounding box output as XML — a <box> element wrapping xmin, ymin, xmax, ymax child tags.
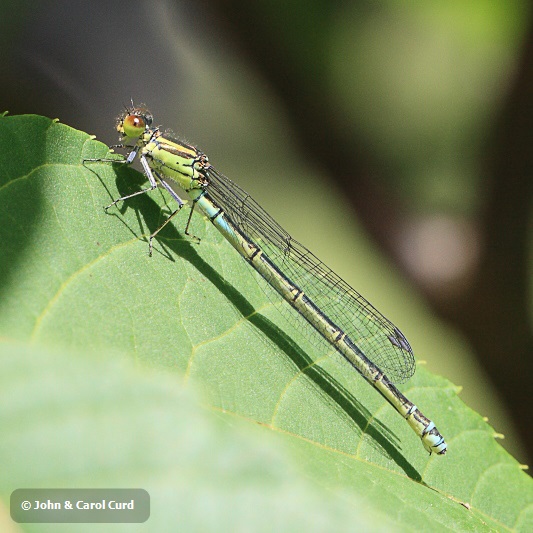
<box><xmin>1</xmin><ymin>114</ymin><xmax>532</xmax><ymax>531</ymax></box>
<box><xmin>0</xmin><ymin>341</ymin><xmax>382</xmax><ymax>531</ymax></box>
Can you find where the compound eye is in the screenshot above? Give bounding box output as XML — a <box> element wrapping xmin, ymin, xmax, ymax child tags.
<box><xmin>122</xmin><ymin>114</ymin><xmax>146</xmax><ymax>137</ymax></box>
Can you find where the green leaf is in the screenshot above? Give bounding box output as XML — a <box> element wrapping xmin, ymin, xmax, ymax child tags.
<box><xmin>0</xmin><ymin>341</ymin><xmax>380</xmax><ymax>531</ymax></box>
<box><xmin>1</xmin><ymin>114</ymin><xmax>532</xmax><ymax>531</ymax></box>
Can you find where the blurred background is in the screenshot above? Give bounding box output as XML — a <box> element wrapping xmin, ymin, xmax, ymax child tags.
<box><xmin>1</xmin><ymin>0</ymin><xmax>532</xmax><ymax>465</ymax></box>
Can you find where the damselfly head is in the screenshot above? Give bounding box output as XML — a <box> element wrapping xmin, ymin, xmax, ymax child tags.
<box><xmin>116</xmin><ymin>104</ymin><xmax>153</xmax><ymax>139</ymax></box>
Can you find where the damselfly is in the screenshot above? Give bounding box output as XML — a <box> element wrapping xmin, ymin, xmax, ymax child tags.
<box><xmin>86</xmin><ymin>104</ymin><xmax>447</xmax><ymax>456</ymax></box>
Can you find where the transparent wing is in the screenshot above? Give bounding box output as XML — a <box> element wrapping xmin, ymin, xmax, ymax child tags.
<box><xmin>205</xmin><ymin>166</ymin><xmax>415</xmax><ymax>384</ymax></box>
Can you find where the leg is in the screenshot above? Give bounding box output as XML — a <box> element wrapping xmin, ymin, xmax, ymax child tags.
<box><xmin>147</xmin><ymin>203</ymin><xmax>184</xmax><ymax>257</ymax></box>
<box><xmin>148</xmin><ymin>174</ymin><xmax>186</xmax><ymax>256</ymax></box>
<box><xmin>103</xmin><ymin>152</ymin><xmax>158</xmax><ymax>210</ymax></box>
<box><xmin>83</xmin><ymin>145</ymin><xmax>138</xmax><ymax>165</ymax></box>
<box><xmin>184</xmin><ymin>193</ymin><xmax>202</xmax><ymax>244</ymax></box>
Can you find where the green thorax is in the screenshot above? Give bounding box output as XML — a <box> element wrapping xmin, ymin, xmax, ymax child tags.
<box><xmin>140</xmin><ymin>130</ymin><xmax>208</xmax><ymax>195</ymax></box>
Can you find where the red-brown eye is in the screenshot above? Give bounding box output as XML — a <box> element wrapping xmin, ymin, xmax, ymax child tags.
<box><xmin>126</xmin><ymin>115</ymin><xmax>145</xmax><ymax>129</ymax></box>
<box><xmin>122</xmin><ymin>114</ymin><xmax>146</xmax><ymax>137</ymax></box>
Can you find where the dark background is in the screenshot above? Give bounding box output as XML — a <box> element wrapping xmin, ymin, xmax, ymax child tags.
<box><xmin>2</xmin><ymin>1</ymin><xmax>531</xmax><ymax>465</ymax></box>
